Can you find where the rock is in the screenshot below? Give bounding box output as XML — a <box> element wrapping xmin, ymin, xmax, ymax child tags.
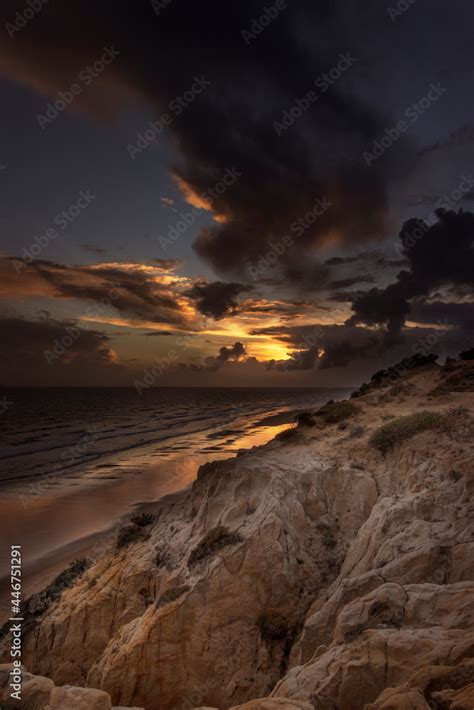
<box><xmin>364</xmin><ymin>686</ymin><xmax>430</xmax><ymax>708</ymax></box>
<box><xmin>449</xmin><ymin>684</ymin><xmax>474</xmax><ymax>709</ymax></box>
<box><xmin>0</xmin><ymin>665</ymin><xmax>54</xmax><ymax>709</ymax></box>
<box><xmin>46</xmin><ymin>685</ymin><xmax>112</xmax><ymax>709</ymax></box>
<box><xmin>230</xmin><ymin>701</ymin><xmax>313</xmax><ymax>710</ymax></box>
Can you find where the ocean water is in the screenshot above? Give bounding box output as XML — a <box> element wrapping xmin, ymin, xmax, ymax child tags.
<box><xmin>0</xmin><ymin>387</ymin><xmax>351</xmax><ymax>488</ymax></box>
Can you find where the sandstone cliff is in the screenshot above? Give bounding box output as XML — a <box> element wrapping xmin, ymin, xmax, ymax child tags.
<box><xmin>1</xmin><ymin>356</ymin><xmax>473</xmax><ymax>709</ymax></box>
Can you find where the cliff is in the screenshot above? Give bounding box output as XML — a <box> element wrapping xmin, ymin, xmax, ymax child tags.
<box><xmin>1</xmin><ymin>355</ymin><xmax>473</xmax><ymax>710</ymax></box>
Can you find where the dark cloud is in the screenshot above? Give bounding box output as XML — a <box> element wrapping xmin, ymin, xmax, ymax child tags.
<box><xmin>324</xmin><ymin>251</ymin><xmax>407</xmax><ymax>269</ymax></box>
<box><xmin>0</xmin><ymin>257</ymin><xmax>192</xmax><ymax>328</ymax></box>
<box><xmin>256</xmin><ymin>323</ymin><xmax>382</xmax><ymax>371</ymax></box>
<box><xmin>267</xmin><ymin>345</ymin><xmax>320</xmax><ymax>372</ymax></box>
<box><xmin>327</xmin><ymin>276</ymin><xmax>375</xmax><ymax>289</ymax></box>
<box><xmin>348</xmin><ymin>209</ymin><xmax>474</xmax><ymax>336</ymax></box>
<box><xmin>216</xmin><ymin>341</ymin><xmax>246</xmax><ymax>361</ymax></box>
<box><xmin>0</xmin><ymin>0</ymin><xmax>440</xmax><ymax>284</ymax></box>
<box><xmin>178</xmin><ymin>341</ymin><xmax>247</xmax><ymax>373</ymax></box>
<box><xmin>186</xmin><ymin>281</ymin><xmax>251</xmax><ymax>319</ymax></box>
<box><xmin>0</xmin><ymin>316</ymin><xmax>125</xmax><ymax>386</ymax></box>
<box><xmin>409</xmin><ymin>300</ymin><xmax>474</xmax><ymax>331</ymax></box>
<box><xmin>319</xmin><ymin>338</ymin><xmax>377</xmax><ymax>369</ymax></box>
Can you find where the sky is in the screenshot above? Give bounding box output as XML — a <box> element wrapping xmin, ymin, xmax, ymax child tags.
<box><xmin>0</xmin><ymin>0</ymin><xmax>473</xmax><ymax>387</ymax></box>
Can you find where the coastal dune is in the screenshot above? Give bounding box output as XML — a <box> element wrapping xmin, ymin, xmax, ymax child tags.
<box><xmin>1</xmin><ymin>355</ymin><xmax>473</xmax><ymax>709</ymax></box>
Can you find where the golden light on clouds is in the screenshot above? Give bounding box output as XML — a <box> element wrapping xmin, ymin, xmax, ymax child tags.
<box><xmin>174</xmin><ymin>176</ymin><xmax>228</xmax><ymax>224</ymax></box>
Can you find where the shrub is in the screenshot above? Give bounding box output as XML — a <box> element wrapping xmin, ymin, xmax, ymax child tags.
<box><xmin>116</xmin><ymin>524</ymin><xmax>149</xmax><ymax>550</ymax></box>
<box><xmin>27</xmin><ymin>558</ymin><xmax>91</xmax><ymax>618</ymax></box>
<box><xmin>257</xmin><ymin>610</ymin><xmax>289</xmax><ymax>641</ymax></box>
<box><xmin>156</xmin><ymin>584</ymin><xmax>190</xmax><ymax>609</ymax></box>
<box><xmin>130</xmin><ymin>512</ymin><xmax>155</xmax><ymax>527</ymax></box>
<box><xmin>188</xmin><ymin>525</ymin><xmax>243</xmax><ymax>566</ymax></box>
<box><xmin>296</xmin><ymin>411</ymin><xmax>316</xmax><ymax>427</ymax></box>
<box><xmin>370</xmin><ymin>410</ymin><xmax>445</xmax><ymax>454</ymax></box>
<box><xmin>459</xmin><ymin>347</ymin><xmax>474</xmax><ymax>361</ymax></box>
<box><xmin>315</xmin><ymin>401</ymin><xmax>360</xmax><ymax>424</ymax></box>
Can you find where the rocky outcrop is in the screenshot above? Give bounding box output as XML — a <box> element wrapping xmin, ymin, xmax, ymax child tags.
<box><xmin>1</xmin><ymin>358</ymin><xmax>473</xmax><ymax>709</ymax></box>
<box><xmin>0</xmin><ymin>665</ymin><xmax>143</xmax><ymax>709</ymax></box>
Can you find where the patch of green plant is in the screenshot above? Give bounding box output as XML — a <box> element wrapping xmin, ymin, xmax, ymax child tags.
<box><xmin>315</xmin><ymin>400</ymin><xmax>360</xmax><ymax>424</ymax></box>
<box><xmin>369</xmin><ymin>409</ymin><xmax>468</xmax><ymax>454</ymax></box>
<box><xmin>156</xmin><ymin>584</ymin><xmax>190</xmax><ymax>609</ymax></box>
<box><xmin>188</xmin><ymin>525</ymin><xmax>243</xmax><ymax>566</ymax></box>
<box><xmin>130</xmin><ymin>512</ymin><xmax>155</xmax><ymax>527</ymax></box>
<box><xmin>257</xmin><ymin>610</ymin><xmax>289</xmax><ymax>641</ymax></box>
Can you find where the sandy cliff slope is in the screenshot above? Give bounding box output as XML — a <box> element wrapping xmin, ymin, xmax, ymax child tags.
<box><xmin>1</xmin><ymin>355</ymin><xmax>473</xmax><ymax>710</ymax></box>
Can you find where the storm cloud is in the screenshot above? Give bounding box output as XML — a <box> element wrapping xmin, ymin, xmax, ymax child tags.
<box><xmin>186</xmin><ymin>281</ymin><xmax>251</xmax><ymax>319</ymax></box>
<box><xmin>348</xmin><ymin>209</ymin><xmax>474</xmax><ymax>336</ymax></box>
<box><xmin>0</xmin><ymin>0</ymin><xmax>440</xmax><ymax>284</ymax></box>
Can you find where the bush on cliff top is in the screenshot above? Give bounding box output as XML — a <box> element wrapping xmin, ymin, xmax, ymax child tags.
<box><xmin>188</xmin><ymin>525</ymin><xmax>243</xmax><ymax>566</ymax></box>
<box><xmin>370</xmin><ymin>408</ymin><xmax>469</xmax><ymax>454</ymax></box>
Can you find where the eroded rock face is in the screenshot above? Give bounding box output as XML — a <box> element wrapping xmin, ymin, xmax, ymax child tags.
<box><xmin>1</xmin><ymin>359</ymin><xmax>473</xmax><ymax>709</ymax></box>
